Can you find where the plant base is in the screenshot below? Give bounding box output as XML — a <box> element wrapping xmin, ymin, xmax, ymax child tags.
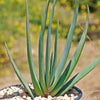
<box><xmin>0</xmin><ymin>83</ymin><xmax>82</xmax><ymax>100</ymax></box>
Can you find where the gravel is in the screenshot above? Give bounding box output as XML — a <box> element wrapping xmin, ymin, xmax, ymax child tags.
<box><xmin>0</xmin><ymin>83</ymin><xmax>79</xmax><ymax>100</ymax></box>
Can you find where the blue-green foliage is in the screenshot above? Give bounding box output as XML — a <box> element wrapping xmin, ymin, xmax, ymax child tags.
<box><xmin>5</xmin><ymin>0</ymin><xmax>100</xmax><ymax>98</ymax></box>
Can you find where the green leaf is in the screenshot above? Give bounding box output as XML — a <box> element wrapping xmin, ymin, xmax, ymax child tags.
<box><xmin>49</xmin><ymin>0</ymin><xmax>79</xmax><ymax>91</ymax></box>
<box><xmin>39</xmin><ymin>0</ymin><xmax>50</xmax><ymax>92</ymax></box>
<box><xmin>26</xmin><ymin>0</ymin><xmax>43</xmax><ymax>96</ymax></box>
<box><xmin>50</xmin><ymin>22</ymin><xmax>59</xmax><ymax>86</ymax></box>
<box><xmin>57</xmin><ymin>57</ymin><xmax>100</xmax><ymax>96</ymax></box>
<box><xmin>50</xmin><ymin>7</ymin><xmax>89</xmax><ymax>96</ymax></box>
<box><xmin>49</xmin><ymin>52</ymin><xmax>53</xmax><ymax>84</ymax></box>
<box><xmin>5</xmin><ymin>43</ymin><xmax>34</xmax><ymax>98</ymax></box>
<box><xmin>45</xmin><ymin>0</ymin><xmax>56</xmax><ymax>88</ymax></box>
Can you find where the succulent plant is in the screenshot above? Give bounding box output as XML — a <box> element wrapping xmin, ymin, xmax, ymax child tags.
<box><xmin>5</xmin><ymin>0</ymin><xmax>100</xmax><ymax>98</ymax></box>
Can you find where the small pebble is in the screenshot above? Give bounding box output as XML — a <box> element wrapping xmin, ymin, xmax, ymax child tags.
<box><xmin>16</xmin><ymin>98</ymin><xmax>20</xmax><ymax>100</ymax></box>
<box><xmin>27</xmin><ymin>96</ymin><xmax>32</xmax><ymax>100</ymax></box>
<box><xmin>48</xmin><ymin>95</ymin><xmax>52</xmax><ymax>99</ymax></box>
<box><xmin>64</xmin><ymin>94</ymin><xmax>70</xmax><ymax>100</ymax></box>
<box><xmin>70</xmin><ymin>94</ymin><xmax>74</xmax><ymax>100</ymax></box>
<box><xmin>19</xmin><ymin>89</ymin><xmax>23</xmax><ymax>93</ymax></box>
<box><xmin>23</xmin><ymin>95</ymin><xmax>26</xmax><ymax>99</ymax></box>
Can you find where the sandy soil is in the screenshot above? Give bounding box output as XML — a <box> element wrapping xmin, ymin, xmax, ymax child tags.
<box><xmin>0</xmin><ymin>39</ymin><xmax>100</xmax><ymax>100</ymax></box>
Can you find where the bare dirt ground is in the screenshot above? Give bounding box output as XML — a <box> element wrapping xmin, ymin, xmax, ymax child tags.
<box><xmin>0</xmin><ymin>39</ymin><xmax>100</xmax><ymax>100</ymax></box>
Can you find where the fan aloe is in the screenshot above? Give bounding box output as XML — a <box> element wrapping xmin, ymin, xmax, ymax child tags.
<box><xmin>5</xmin><ymin>0</ymin><xmax>100</xmax><ymax>98</ymax></box>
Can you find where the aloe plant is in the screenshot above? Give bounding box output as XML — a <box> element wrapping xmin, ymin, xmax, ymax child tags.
<box><xmin>5</xmin><ymin>0</ymin><xmax>100</xmax><ymax>98</ymax></box>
